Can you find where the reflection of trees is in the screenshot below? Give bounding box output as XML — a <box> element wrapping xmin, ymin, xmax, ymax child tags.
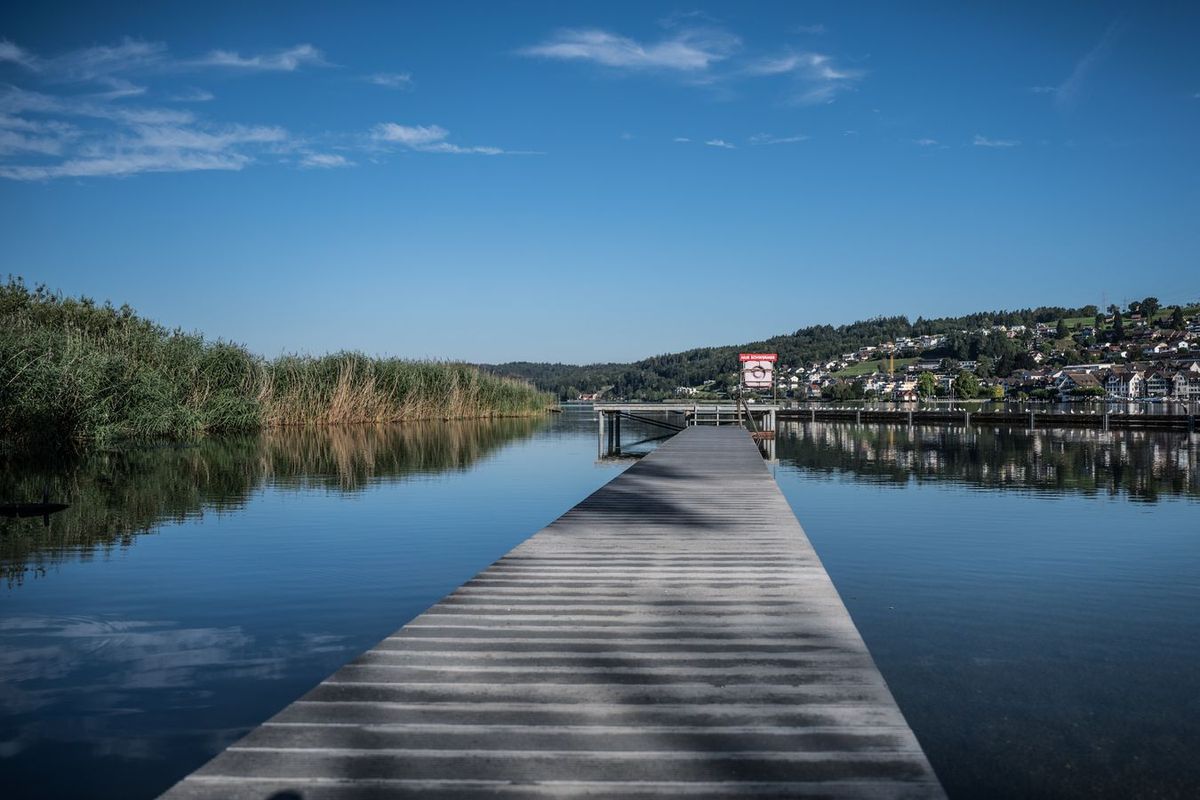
<box><xmin>1</xmin><ymin>418</ymin><xmax>543</xmax><ymax>585</ymax></box>
<box><xmin>779</xmin><ymin>422</ymin><xmax>1199</xmax><ymax>502</ymax></box>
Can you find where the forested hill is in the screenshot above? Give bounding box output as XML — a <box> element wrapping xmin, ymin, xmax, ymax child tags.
<box><xmin>483</xmin><ymin>304</ymin><xmax>1103</xmax><ymax>399</ymax></box>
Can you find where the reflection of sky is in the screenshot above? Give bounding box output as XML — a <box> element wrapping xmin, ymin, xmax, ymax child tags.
<box><xmin>774</xmin><ymin>437</ymin><xmax>1200</xmax><ymax>800</ymax></box>
<box><xmin>0</xmin><ymin>414</ymin><xmax>630</xmax><ymax>799</ymax></box>
<box><xmin>0</xmin><ymin>615</ymin><xmax>343</xmax><ymax>754</ymax></box>
<box><xmin>9</xmin><ymin>414</ymin><xmax>1193</xmax><ymax>799</ymax></box>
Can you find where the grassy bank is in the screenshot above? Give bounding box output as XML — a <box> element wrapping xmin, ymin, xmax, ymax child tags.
<box><xmin>0</xmin><ymin>278</ymin><xmax>553</xmax><ymax>444</ymax></box>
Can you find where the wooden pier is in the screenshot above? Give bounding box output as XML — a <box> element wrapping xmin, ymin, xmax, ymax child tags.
<box><xmin>593</xmin><ymin>402</ymin><xmax>1196</xmax><ymax>434</ymax></box>
<box><xmin>161</xmin><ymin>426</ymin><xmax>944</xmax><ymax>799</ymax></box>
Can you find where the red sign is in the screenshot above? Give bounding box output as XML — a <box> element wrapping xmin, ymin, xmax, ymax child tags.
<box><xmin>739</xmin><ymin>353</ymin><xmax>778</xmax><ymax>362</ymax></box>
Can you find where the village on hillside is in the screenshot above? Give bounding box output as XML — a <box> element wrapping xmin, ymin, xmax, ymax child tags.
<box><xmin>674</xmin><ymin>301</ymin><xmax>1200</xmax><ymax>403</ymax></box>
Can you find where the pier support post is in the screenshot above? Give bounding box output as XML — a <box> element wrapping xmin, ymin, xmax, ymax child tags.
<box><xmin>908</xmin><ymin>410</ymin><xmax>914</xmax><ymax>427</ymax></box>
<box><xmin>811</xmin><ymin>408</ymin><xmax>816</xmax><ymax>423</ymax></box>
<box><xmin>856</xmin><ymin>410</ymin><xmax>861</xmax><ymax>425</ymax></box>
<box><xmin>597</xmin><ymin>411</ymin><xmax>604</xmax><ymax>458</ymax></box>
<box><xmin>965</xmin><ymin>411</ymin><xmax>971</xmax><ymax>427</ymax></box>
<box><xmin>1030</xmin><ymin>410</ymin><xmax>1036</xmax><ymax>430</ymax></box>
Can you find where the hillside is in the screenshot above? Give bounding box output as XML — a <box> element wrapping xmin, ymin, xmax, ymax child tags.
<box><xmin>484</xmin><ymin>300</ymin><xmax>1197</xmax><ymax>400</ymax></box>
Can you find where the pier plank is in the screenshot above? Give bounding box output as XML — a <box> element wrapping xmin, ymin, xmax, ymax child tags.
<box><xmin>161</xmin><ymin>426</ymin><xmax>944</xmax><ymax>799</ymax></box>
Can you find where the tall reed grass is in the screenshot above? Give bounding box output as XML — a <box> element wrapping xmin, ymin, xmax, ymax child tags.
<box><xmin>1</xmin><ymin>277</ymin><xmax>553</xmax><ymax>444</ymax></box>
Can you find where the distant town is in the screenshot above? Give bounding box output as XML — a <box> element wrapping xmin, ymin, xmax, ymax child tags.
<box><xmin>593</xmin><ymin>299</ymin><xmax>1200</xmax><ymax>404</ymax></box>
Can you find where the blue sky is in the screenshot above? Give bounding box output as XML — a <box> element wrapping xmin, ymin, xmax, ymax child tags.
<box><xmin>2</xmin><ymin>1</ymin><xmax>1197</xmax><ymax>363</ymax></box>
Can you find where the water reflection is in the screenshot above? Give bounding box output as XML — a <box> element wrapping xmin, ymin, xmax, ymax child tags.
<box><xmin>0</xmin><ymin>418</ymin><xmax>544</xmax><ymax>586</ymax></box>
<box><xmin>779</xmin><ymin>422</ymin><xmax>1199</xmax><ymax>501</ymax></box>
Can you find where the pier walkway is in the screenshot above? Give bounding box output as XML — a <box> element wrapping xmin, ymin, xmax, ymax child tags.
<box><xmin>161</xmin><ymin>426</ymin><xmax>944</xmax><ymax>799</ymax></box>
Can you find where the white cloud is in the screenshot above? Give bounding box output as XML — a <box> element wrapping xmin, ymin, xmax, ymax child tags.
<box><xmin>973</xmin><ymin>134</ymin><xmax>1020</xmax><ymax>148</ymax></box>
<box><xmin>1030</xmin><ymin>85</ymin><xmax>1058</xmax><ymax>94</ymax></box>
<box><xmin>194</xmin><ymin>44</ymin><xmax>327</xmax><ymax>72</ymax></box>
<box><xmin>366</xmin><ymin>72</ymin><xmax>412</xmax><ymax>89</ymax></box>
<box><xmin>705</xmin><ymin>138</ymin><xmax>735</xmax><ymax>149</ymax></box>
<box><xmin>300</xmin><ymin>152</ymin><xmax>352</xmax><ymax>168</ymax></box>
<box><xmin>0</xmin><ymin>39</ymin><xmax>36</xmax><ymax>68</ymax></box>
<box><xmin>45</xmin><ymin>38</ymin><xmax>167</xmax><ymax>82</ymax></box>
<box><xmin>745</xmin><ymin>51</ymin><xmax>862</xmax><ymax>104</ymax></box>
<box><xmin>673</xmin><ymin>136</ymin><xmax>691</xmax><ymax>143</ymax></box>
<box><xmin>370</xmin><ymin>122</ymin><xmax>512</xmax><ymax>155</ymax></box>
<box><xmin>170</xmin><ymin>88</ymin><xmax>215</xmax><ymax>102</ymax></box>
<box><xmin>126</xmin><ymin>124</ymin><xmax>286</xmax><ymax>152</ymax></box>
<box><xmin>795</xmin><ymin>24</ymin><xmax>827</xmax><ymax>35</ymax></box>
<box><xmin>749</xmin><ymin>133</ymin><xmax>808</xmax><ymax>145</ymax></box>
<box><xmin>0</xmin><ymin>81</ymin><xmax>293</xmax><ymax>181</ymax></box>
<box><xmin>1053</xmin><ymin>22</ymin><xmax>1121</xmax><ymax>110</ymax></box>
<box><xmin>0</xmin><ymin>129</ymin><xmax>67</xmax><ymax>156</ymax></box>
<box><xmin>0</xmin><ymin>150</ymin><xmax>249</xmax><ymax>180</ymax></box>
<box><xmin>371</xmin><ymin>123</ymin><xmax>449</xmax><ymax>147</ymax></box>
<box><xmin>520</xmin><ymin>28</ymin><xmax>739</xmax><ymax>71</ymax></box>
<box><xmin>914</xmin><ymin>138</ymin><xmax>939</xmax><ymax>146</ymax></box>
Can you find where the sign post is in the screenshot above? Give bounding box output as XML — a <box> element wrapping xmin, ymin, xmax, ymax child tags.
<box><xmin>738</xmin><ymin>353</ymin><xmax>777</xmax><ymax>427</ymax></box>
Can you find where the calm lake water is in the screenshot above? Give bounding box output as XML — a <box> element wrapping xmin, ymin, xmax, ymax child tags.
<box><xmin>2</xmin><ymin>411</ymin><xmax>1198</xmax><ymax>798</ymax></box>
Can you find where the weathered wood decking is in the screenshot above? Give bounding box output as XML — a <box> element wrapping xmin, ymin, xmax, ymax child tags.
<box><xmin>161</xmin><ymin>426</ymin><xmax>944</xmax><ymax>799</ymax></box>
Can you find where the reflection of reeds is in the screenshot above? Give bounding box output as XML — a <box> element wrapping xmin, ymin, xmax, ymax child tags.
<box><xmin>0</xmin><ymin>417</ymin><xmax>544</xmax><ymax>586</ymax></box>
<box><xmin>0</xmin><ymin>278</ymin><xmax>552</xmax><ymax>444</ymax></box>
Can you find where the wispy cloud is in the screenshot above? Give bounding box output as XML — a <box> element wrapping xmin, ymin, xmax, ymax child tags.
<box><xmin>749</xmin><ymin>133</ymin><xmax>808</xmax><ymax>145</ymax></box>
<box><xmin>0</xmin><ymin>150</ymin><xmax>251</xmax><ymax>180</ymax></box>
<box><xmin>0</xmin><ymin>77</ymin><xmax>290</xmax><ymax>181</ymax></box>
<box><xmin>745</xmin><ymin>51</ymin><xmax>862</xmax><ymax>104</ymax></box>
<box><xmin>0</xmin><ymin>39</ymin><xmax>37</xmax><ymax>68</ymax></box>
<box><xmin>705</xmin><ymin>138</ymin><xmax>735</xmax><ymax>149</ymax></box>
<box><xmin>795</xmin><ymin>24</ymin><xmax>827</xmax><ymax>35</ymax></box>
<box><xmin>300</xmin><ymin>152</ymin><xmax>352</xmax><ymax>168</ymax></box>
<box><xmin>1049</xmin><ymin>21</ymin><xmax>1122</xmax><ymax>110</ymax></box>
<box><xmin>913</xmin><ymin>138</ymin><xmax>939</xmax><ymax>146</ymax></box>
<box><xmin>1</xmin><ymin>37</ymin><xmax>532</xmax><ymax>180</ymax></box>
<box><xmin>673</xmin><ymin>136</ymin><xmax>691</xmax><ymax>143</ymax></box>
<box><xmin>370</xmin><ymin>123</ymin><xmax>516</xmax><ymax>155</ymax></box>
<box><xmin>973</xmin><ymin>134</ymin><xmax>1020</xmax><ymax>148</ymax></box>
<box><xmin>1030</xmin><ymin>85</ymin><xmax>1058</xmax><ymax>95</ymax></box>
<box><xmin>520</xmin><ymin>28</ymin><xmax>739</xmax><ymax>71</ymax></box>
<box><xmin>43</xmin><ymin>38</ymin><xmax>167</xmax><ymax>82</ymax></box>
<box><xmin>169</xmin><ymin>88</ymin><xmax>215</xmax><ymax>103</ymax></box>
<box><xmin>193</xmin><ymin>44</ymin><xmax>328</xmax><ymax>72</ymax></box>
<box><xmin>365</xmin><ymin>72</ymin><xmax>412</xmax><ymax>89</ymax></box>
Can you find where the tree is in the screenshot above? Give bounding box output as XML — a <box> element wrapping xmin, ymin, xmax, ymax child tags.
<box><xmin>976</xmin><ymin>355</ymin><xmax>994</xmax><ymax>379</ymax></box>
<box><xmin>989</xmin><ymin>384</ymin><xmax>1005</xmax><ymax>400</ymax></box>
<box><xmin>1142</xmin><ymin>297</ymin><xmax>1160</xmax><ymax>318</ymax></box>
<box><xmin>953</xmin><ymin>370</ymin><xmax>980</xmax><ymax>399</ymax></box>
<box><xmin>1171</xmin><ymin>306</ymin><xmax>1186</xmax><ymax>331</ymax></box>
<box><xmin>1094</xmin><ymin>312</ymin><xmax>1105</xmax><ymax>330</ymax></box>
<box><xmin>1128</xmin><ymin>300</ymin><xmax>1142</xmax><ymax>316</ymax></box>
<box><xmin>1112</xmin><ymin>313</ymin><xmax>1125</xmax><ymax>341</ymax></box>
<box><xmin>917</xmin><ymin>371</ymin><xmax>937</xmax><ymax>398</ymax></box>
<box><xmin>1107</xmin><ymin>304</ymin><xmax>1121</xmax><ymax>319</ymax></box>
<box><xmin>1056</xmin><ymin>319</ymin><xmax>1069</xmax><ymax>338</ymax></box>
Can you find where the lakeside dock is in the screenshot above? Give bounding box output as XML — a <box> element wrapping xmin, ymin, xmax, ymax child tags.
<box><xmin>591</xmin><ymin>403</ymin><xmax>1197</xmax><ymax>434</ymax></box>
<box><xmin>160</xmin><ymin>426</ymin><xmax>944</xmax><ymax>799</ymax></box>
